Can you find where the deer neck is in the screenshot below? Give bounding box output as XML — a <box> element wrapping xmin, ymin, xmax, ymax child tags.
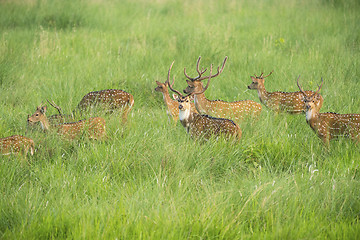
<box><xmin>193</xmin><ymin>93</ymin><xmax>209</xmax><ymax>114</ymax></box>
<box><xmin>179</xmin><ymin>108</ymin><xmax>194</xmax><ymax>132</ymax></box>
<box><xmin>305</xmin><ymin>107</ymin><xmax>320</xmax><ymax>129</ymax></box>
<box><xmin>161</xmin><ymin>90</ymin><xmax>176</xmax><ymax>108</ymax></box>
<box><xmin>40</xmin><ymin>117</ymin><xmax>51</xmax><ymax>131</ymax></box>
<box><xmin>256</xmin><ymin>84</ymin><xmax>269</xmax><ymax>104</ymax></box>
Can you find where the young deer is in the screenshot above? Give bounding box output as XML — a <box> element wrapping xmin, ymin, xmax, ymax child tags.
<box><xmin>155</xmin><ymin>80</ymin><xmax>198</xmax><ymax>122</ymax></box>
<box><xmin>248</xmin><ymin>71</ymin><xmax>323</xmax><ymax>114</ymax></box>
<box><xmin>0</xmin><ymin>135</ymin><xmax>35</xmax><ymax>156</ymax></box>
<box><xmin>27</xmin><ymin>105</ymin><xmax>106</xmax><ymax>140</ymax></box>
<box><xmin>297</xmin><ymin>77</ymin><xmax>360</xmax><ymax>144</ymax></box>
<box><xmin>167</xmin><ymin>61</ymin><xmax>241</xmax><ymax>141</ymax></box>
<box><xmin>183</xmin><ymin>56</ymin><xmax>262</xmax><ymax>123</ymax></box>
<box><xmin>77</xmin><ymin>89</ymin><xmax>134</xmax><ymax>123</ymax></box>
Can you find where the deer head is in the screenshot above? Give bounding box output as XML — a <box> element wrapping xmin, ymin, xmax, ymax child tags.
<box><xmin>183</xmin><ymin>56</ymin><xmax>227</xmax><ymax>95</ymax></box>
<box><xmin>27</xmin><ymin>105</ymin><xmax>49</xmax><ymax>130</ymax></box>
<box><xmin>297</xmin><ymin>76</ymin><xmax>323</xmax><ymax>112</ymax></box>
<box><xmin>247</xmin><ymin>71</ymin><xmax>274</xmax><ymax>90</ymax></box>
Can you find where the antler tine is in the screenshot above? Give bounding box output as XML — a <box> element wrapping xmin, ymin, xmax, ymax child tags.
<box><xmin>312</xmin><ymin>77</ymin><xmax>323</xmax><ymax>97</ymax></box>
<box><xmin>193</xmin><ymin>64</ymin><xmax>213</xmax><ymax>95</ymax></box>
<box><xmin>296</xmin><ymin>75</ymin><xmax>307</xmax><ymax>95</ymax></box>
<box><xmin>184</xmin><ymin>56</ymin><xmax>207</xmax><ymax>81</ymax></box>
<box><xmin>167</xmin><ymin>61</ymin><xmax>184</xmax><ymax>97</ymax></box>
<box><xmin>196</xmin><ymin>56</ymin><xmax>227</xmax><ymax>81</ymax></box>
<box><xmin>46</xmin><ymin>99</ymin><xmax>62</xmax><ymax>115</ymax></box>
<box><xmin>263</xmin><ymin>70</ymin><xmax>274</xmax><ymax>78</ymax></box>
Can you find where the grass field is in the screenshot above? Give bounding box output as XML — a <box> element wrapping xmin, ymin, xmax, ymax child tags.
<box><xmin>1</xmin><ymin>0</ymin><xmax>360</xmax><ymax>238</ymax></box>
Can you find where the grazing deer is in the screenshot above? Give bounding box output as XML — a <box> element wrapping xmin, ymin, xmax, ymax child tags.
<box><xmin>0</xmin><ymin>135</ymin><xmax>35</xmax><ymax>156</ymax></box>
<box><xmin>183</xmin><ymin>56</ymin><xmax>262</xmax><ymax>123</ymax></box>
<box><xmin>248</xmin><ymin>71</ymin><xmax>324</xmax><ymax>114</ymax></box>
<box><xmin>27</xmin><ymin>105</ymin><xmax>106</xmax><ymax>140</ymax></box>
<box><xmin>297</xmin><ymin>77</ymin><xmax>360</xmax><ymax>144</ymax></box>
<box><xmin>167</xmin><ymin>61</ymin><xmax>242</xmax><ymax>141</ymax></box>
<box><xmin>77</xmin><ymin>89</ymin><xmax>134</xmax><ymax>123</ymax></box>
<box><xmin>155</xmin><ymin>80</ymin><xmax>198</xmax><ymax>122</ymax></box>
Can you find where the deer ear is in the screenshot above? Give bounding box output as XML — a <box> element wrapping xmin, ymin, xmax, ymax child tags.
<box><xmin>186</xmin><ymin>80</ymin><xmax>192</xmax><ymax>85</ymax></box>
<box><xmin>156</xmin><ymin>81</ymin><xmax>162</xmax><ymax>85</ymax></box>
<box><xmin>172</xmin><ymin>94</ymin><xmax>180</xmax><ymax>101</ymax></box>
<box><xmin>41</xmin><ymin>106</ymin><xmax>47</xmax><ymax>114</ymax></box>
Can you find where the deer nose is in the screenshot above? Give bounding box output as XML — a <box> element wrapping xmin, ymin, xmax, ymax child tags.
<box><xmin>179</xmin><ymin>105</ymin><xmax>183</xmax><ymax>110</ymax></box>
<box><xmin>247</xmin><ymin>85</ymin><xmax>251</xmax><ymax>89</ymax></box>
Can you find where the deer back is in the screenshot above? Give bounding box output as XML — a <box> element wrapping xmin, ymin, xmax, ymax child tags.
<box><xmin>77</xmin><ymin>89</ymin><xmax>134</xmax><ymax>112</ymax></box>
<box><xmin>0</xmin><ymin>135</ymin><xmax>35</xmax><ymax>156</ymax></box>
<box><xmin>190</xmin><ymin>113</ymin><xmax>242</xmax><ymax>141</ymax></box>
<box><xmin>56</xmin><ymin>117</ymin><xmax>106</xmax><ymax>140</ymax></box>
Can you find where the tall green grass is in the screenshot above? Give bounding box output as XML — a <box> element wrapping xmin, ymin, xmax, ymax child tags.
<box><xmin>1</xmin><ymin>0</ymin><xmax>360</xmax><ymax>238</ymax></box>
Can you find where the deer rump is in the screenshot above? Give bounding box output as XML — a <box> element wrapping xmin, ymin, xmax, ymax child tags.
<box><xmin>77</xmin><ymin>89</ymin><xmax>133</xmax><ymax>113</ymax></box>
<box><xmin>56</xmin><ymin>117</ymin><xmax>106</xmax><ymax>140</ymax></box>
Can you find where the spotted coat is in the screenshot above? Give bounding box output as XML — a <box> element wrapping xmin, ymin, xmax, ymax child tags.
<box><xmin>178</xmin><ymin>96</ymin><xmax>242</xmax><ymax>141</ymax></box>
<box><xmin>248</xmin><ymin>74</ymin><xmax>323</xmax><ymax>114</ymax></box>
<box><xmin>28</xmin><ymin>106</ymin><xmax>106</xmax><ymax>140</ymax></box>
<box><xmin>184</xmin><ymin>80</ymin><xmax>262</xmax><ymax>122</ymax></box>
<box><xmin>0</xmin><ymin>135</ymin><xmax>35</xmax><ymax>156</ymax></box>
<box><xmin>77</xmin><ymin>89</ymin><xmax>134</xmax><ymax>122</ymax></box>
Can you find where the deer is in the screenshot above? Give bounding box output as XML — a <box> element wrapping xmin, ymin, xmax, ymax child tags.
<box><xmin>0</xmin><ymin>135</ymin><xmax>35</xmax><ymax>156</ymax></box>
<box><xmin>167</xmin><ymin>61</ymin><xmax>242</xmax><ymax>141</ymax></box>
<box><xmin>27</xmin><ymin>105</ymin><xmax>106</xmax><ymax>140</ymax></box>
<box><xmin>248</xmin><ymin>71</ymin><xmax>324</xmax><ymax>114</ymax></box>
<box><xmin>76</xmin><ymin>89</ymin><xmax>134</xmax><ymax>123</ymax></box>
<box><xmin>155</xmin><ymin>80</ymin><xmax>198</xmax><ymax>123</ymax></box>
<box><xmin>183</xmin><ymin>56</ymin><xmax>262</xmax><ymax>123</ymax></box>
<box><xmin>297</xmin><ymin>77</ymin><xmax>360</xmax><ymax>144</ymax></box>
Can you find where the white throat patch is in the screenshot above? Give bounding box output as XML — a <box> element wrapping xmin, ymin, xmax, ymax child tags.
<box><xmin>305</xmin><ymin>108</ymin><xmax>313</xmax><ymax>121</ymax></box>
<box><xmin>179</xmin><ymin>108</ymin><xmax>191</xmax><ymax>122</ymax></box>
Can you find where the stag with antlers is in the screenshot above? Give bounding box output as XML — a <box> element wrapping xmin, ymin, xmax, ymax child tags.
<box><xmin>167</xmin><ymin>61</ymin><xmax>241</xmax><ymax>141</ymax></box>
<box><xmin>248</xmin><ymin>71</ymin><xmax>323</xmax><ymax>114</ymax></box>
<box><xmin>297</xmin><ymin>77</ymin><xmax>360</xmax><ymax>144</ymax></box>
<box><xmin>183</xmin><ymin>56</ymin><xmax>262</xmax><ymax>123</ymax></box>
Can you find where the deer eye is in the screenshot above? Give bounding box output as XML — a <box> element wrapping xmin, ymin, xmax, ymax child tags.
<box><xmin>35</xmin><ymin>113</ymin><xmax>39</xmax><ymax>116</ymax></box>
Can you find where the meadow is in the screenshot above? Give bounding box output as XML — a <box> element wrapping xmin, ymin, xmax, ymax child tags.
<box><xmin>1</xmin><ymin>0</ymin><xmax>360</xmax><ymax>238</ymax></box>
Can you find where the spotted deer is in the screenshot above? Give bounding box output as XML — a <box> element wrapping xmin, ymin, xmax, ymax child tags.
<box><xmin>28</xmin><ymin>105</ymin><xmax>106</xmax><ymax>140</ymax></box>
<box><xmin>248</xmin><ymin>71</ymin><xmax>323</xmax><ymax>114</ymax></box>
<box><xmin>297</xmin><ymin>77</ymin><xmax>360</xmax><ymax>144</ymax></box>
<box><xmin>0</xmin><ymin>135</ymin><xmax>35</xmax><ymax>156</ymax></box>
<box><xmin>155</xmin><ymin>80</ymin><xmax>198</xmax><ymax>122</ymax></box>
<box><xmin>183</xmin><ymin>56</ymin><xmax>262</xmax><ymax>123</ymax></box>
<box><xmin>77</xmin><ymin>89</ymin><xmax>134</xmax><ymax>123</ymax></box>
<box><xmin>167</xmin><ymin>61</ymin><xmax>241</xmax><ymax>141</ymax></box>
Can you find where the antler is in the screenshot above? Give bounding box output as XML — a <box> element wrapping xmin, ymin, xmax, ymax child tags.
<box><xmin>253</xmin><ymin>70</ymin><xmax>273</xmax><ymax>79</ymax></box>
<box><xmin>166</xmin><ymin>61</ymin><xmax>192</xmax><ymax>98</ymax></box>
<box><xmin>296</xmin><ymin>75</ymin><xmax>307</xmax><ymax>95</ymax></box>
<box><xmin>184</xmin><ymin>56</ymin><xmax>208</xmax><ymax>81</ymax></box>
<box><xmin>297</xmin><ymin>76</ymin><xmax>323</xmax><ymax>98</ymax></box>
<box><xmin>47</xmin><ymin>99</ymin><xmax>63</xmax><ymax>115</ymax></box>
<box><xmin>313</xmin><ymin>78</ymin><xmax>323</xmax><ymax>97</ymax></box>
<box><xmin>184</xmin><ymin>56</ymin><xmax>227</xmax><ymax>82</ymax></box>
<box><xmin>192</xmin><ymin>64</ymin><xmax>213</xmax><ymax>95</ymax></box>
